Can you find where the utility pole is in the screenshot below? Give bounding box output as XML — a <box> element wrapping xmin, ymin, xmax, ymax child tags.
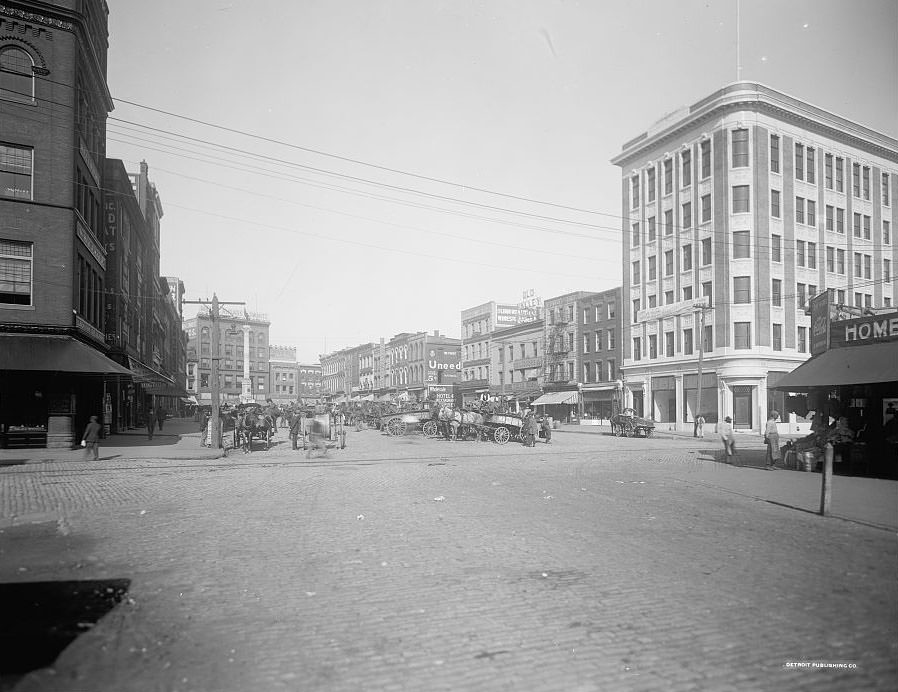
<box><xmin>184</xmin><ymin>294</ymin><xmax>246</xmax><ymax>449</ymax></box>
<box><xmin>693</xmin><ymin>300</ymin><xmax>711</xmax><ymax>437</ymax></box>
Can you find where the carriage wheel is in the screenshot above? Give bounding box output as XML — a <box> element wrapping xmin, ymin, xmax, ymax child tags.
<box><xmin>613</xmin><ymin>423</ymin><xmax>624</xmax><ymax>437</ymax></box>
<box><xmin>623</xmin><ymin>422</ymin><xmax>634</xmax><ymax>438</ymax></box>
<box><xmin>423</xmin><ymin>421</ymin><xmax>439</xmax><ymax>438</ymax></box>
<box><xmin>494</xmin><ymin>426</ymin><xmax>510</xmax><ymax>445</ymax></box>
<box><xmin>387</xmin><ymin>418</ymin><xmax>405</xmax><ymax>436</ymax></box>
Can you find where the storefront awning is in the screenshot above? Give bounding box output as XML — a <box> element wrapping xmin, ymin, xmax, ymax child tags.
<box><xmin>143</xmin><ymin>383</ymin><xmax>190</xmax><ymax>398</ymax></box>
<box><xmin>531</xmin><ymin>391</ymin><xmax>581</xmax><ymax>406</ymax></box>
<box><xmin>0</xmin><ymin>335</ymin><xmax>133</xmax><ymax>375</ymax></box>
<box><xmin>128</xmin><ymin>357</ymin><xmax>173</xmax><ymax>386</ymax></box>
<box><xmin>773</xmin><ymin>342</ymin><xmax>898</xmax><ymax>391</ymax></box>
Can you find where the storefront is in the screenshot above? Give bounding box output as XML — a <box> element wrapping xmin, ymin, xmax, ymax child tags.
<box><xmin>581</xmin><ymin>383</ymin><xmax>618</xmax><ymax>421</ymax></box>
<box><xmin>775</xmin><ymin>309</ymin><xmax>898</xmax><ymax>478</ymax></box>
<box><xmin>531</xmin><ymin>388</ymin><xmax>580</xmax><ymax>422</ymax></box>
<box><xmin>0</xmin><ymin>334</ymin><xmax>133</xmax><ymax>448</ymax></box>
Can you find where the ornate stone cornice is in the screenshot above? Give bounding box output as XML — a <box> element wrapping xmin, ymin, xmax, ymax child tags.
<box><xmin>0</xmin><ymin>4</ymin><xmax>73</xmax><ymax>30</ymax></box>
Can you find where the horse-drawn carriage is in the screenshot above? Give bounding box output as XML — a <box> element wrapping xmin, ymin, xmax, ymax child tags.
<box><xmin>235</xmin><ymin>402</ymin><xmax>275</xmax><ymax>452</ymax></box>
<box><xmin>418</xmin><ymin>408</ymin><xmax>524</xmax><ymax>444</ymax></box>
<box><xmin>293</xmin><ymin>406</ymin><xmax>347</xmax><ymax>453</ymax></box>
<box><xmin>379</xmin><ymin>409</ymin><xmax>431</xmax><ymax>436</ymax></box>
<box><xmin>483</xmin><ymin>412</ymin><xmax>526</xmax><ymax>444</ymax></box>
<box><xmin>610</xmin><ymin>408</ymin><xmax>655</xmax><ymax>438</ymax></box>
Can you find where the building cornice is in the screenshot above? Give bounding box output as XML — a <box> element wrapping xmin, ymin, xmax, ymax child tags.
<box><xmin>613</xmin><ymin>82</ymin><xmax>898</xmax><ymax>168</ymax></box>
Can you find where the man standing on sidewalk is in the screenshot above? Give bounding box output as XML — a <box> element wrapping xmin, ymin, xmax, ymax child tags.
<box><xmin>146</xmin><ymin>407</ymin><xmax>156</xmax><ymax>440</ymax></box>
<box><xmin>81</xmin><ymin>415</ymin><xmax>102</xmax><ymax>461</ymax></box>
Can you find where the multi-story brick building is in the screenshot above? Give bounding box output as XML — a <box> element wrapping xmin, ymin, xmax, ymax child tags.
<box><xmin>405</xmin><ymin>331</ymin><xmax>461</xmax><ymax>403</ymax></box>
<box><xmin>268</xmin><ymin>345</ymin><xmax>298</xmax><ymax>405</ymax></box>
<box><xmin>613</xmin><ymin>81</ymin><xmax>897</xmax><ymax>431</ymax></box>
<box><xmin>0</xmin><ymin>0</ymin><xmax>140</xmax><ymax>448</ymax></box>
<box><xmin>185</xmin><ymin>310</ymin><xmax>270</xmax><ymax>404</ymax></box>
<box><xmin>578</xmin><ymin>287</ymin><xmax>623</xmax><ymax>419</ymax></box>
<box><xmin>490</xmin><ymin>319</ymin><xmax>544</xmax><ymax>408</ymax></box>
<box><xmin>297</xmin><ymin>362</ymin><xmax>322</xmax><ymax>400</ymax></box>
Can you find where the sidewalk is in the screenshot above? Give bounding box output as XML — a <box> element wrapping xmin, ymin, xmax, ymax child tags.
<box><xmin>0</xmin><ymin>417</ymin><xmax>225</xmax><ymax>464</ymax></box>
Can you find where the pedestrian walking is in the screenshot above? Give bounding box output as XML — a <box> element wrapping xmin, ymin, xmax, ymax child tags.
<box><xmin>719</xmin><ymin>415</ymin><xmax>737</xmax><ymax>463</ymax></box>
<box><xmin>81</xmin><ymin>415</ymin><xmax>102</xmax><ymax>461</ymax></box>
<box><xmin>694</xmin><ymin>413</ymin><xmax>705</xmax><ymax>438</ymax></box>
<box><xmin>524</xmin><ymin>413</ymin><xmax>539</xmax><ymax>447</ymax></box>
<box><xmin>764</xmin><ymin>411</ymin><xmax>781</xmax><ymax>470</ymax></box>
<box><xmin>540</xmin><ymin>416</ymin><xmax>552</xmax><ymax>444</ymax></box>
<box><xmin>289</xmin><ymin>412</ymin><xmax>302</xmax><ymax>450</ymax></box>
<box><xmin>155</xmin><ymin>406</ymin><xmax>166</xmax><ymax>431</ymax></box>
<box><xmin>146</xmin><ymin>407</ymin><xmax>156</xmax><ymax>440</ymax></box>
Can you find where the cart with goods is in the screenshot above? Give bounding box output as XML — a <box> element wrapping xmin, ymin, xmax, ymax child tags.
<box><xmin>380</xmin><ymin>409</ymin><xmax>431</xmax><ymax>437</ymax></box>
<box><xmin>609</xmin><ymin>408</ymin><xmax>655</xmax><ymax>438</ymax></box>
<box><xmin>483</xmin><ymin>412</ymin><xmax>526</xmax><ymax>445</ymax></box>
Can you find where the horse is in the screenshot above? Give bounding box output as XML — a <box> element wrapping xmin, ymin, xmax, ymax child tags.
<box><xmin>237</xmin><ymin>409</ymin><xmax>272</xmax><ymax>453</ymax></box>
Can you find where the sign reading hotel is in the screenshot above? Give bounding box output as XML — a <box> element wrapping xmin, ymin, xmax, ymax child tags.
<box><xmin>829</xmin><ymin>311</ymin><xmax>898</xmax><ymax>349</ymax></box>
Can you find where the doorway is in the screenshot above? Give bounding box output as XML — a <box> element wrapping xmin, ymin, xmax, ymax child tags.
<box><xmin>732</xmin><ymin>386</ymin><xmax>753</xmax><ymax>429</ymax></box>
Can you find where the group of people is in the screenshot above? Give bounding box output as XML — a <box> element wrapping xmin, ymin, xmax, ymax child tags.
<box><xmin>521</xmin><ymin>410</ymin><xmax>552</xmax><ymax>447</ymax></box>
<box><xmin>716</xmin><ymin>410</ymin><xmax>784</xmax><ymax>470</ymax></box>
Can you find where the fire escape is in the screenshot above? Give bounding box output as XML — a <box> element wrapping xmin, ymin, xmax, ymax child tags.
<box><xmin>544</xmin><ymin>313</ymin><xmax>572</xmax><ymax>384</ymax></box>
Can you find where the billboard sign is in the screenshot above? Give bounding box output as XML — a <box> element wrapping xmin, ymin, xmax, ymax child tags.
<box><xmin>809</xmin><ymin>291</ymin><xmax>831</xmax><ymax>355</ymax></box>
<box><xmin>829</xmin><ymin>310</ymin><xmax>898</xmax><ymax>349</ymax></box>
<box><xmin>425</xmin><ymin>347</ymin><xmax>461</xmax><ymax>383</ymax></box>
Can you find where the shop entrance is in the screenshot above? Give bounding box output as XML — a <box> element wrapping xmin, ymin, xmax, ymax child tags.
<box><xmin>732</xmin><ymin>386</ymin><xmax>753</xmax><ymax>429</ymax></box>
<box><xmin>631</xmin><ymin>391</ymin><xmax>644</xmax><ymax>418</ymax></box>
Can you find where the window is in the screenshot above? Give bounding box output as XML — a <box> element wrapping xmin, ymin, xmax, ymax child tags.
<box><xmin>807</xmin><ymin>200</ymin><xmax>816</xmax><ymax>227</ymax></box>
<box><xmin>806</xmin><ymin>147</ymin><xmax>815</xmax><ymax>184</ymax></box>
<box><xmin>583</xmin><ymin>362</ymin><xmax>590</xmax><ymax>383</ymax></box>
<box><xmin>648</xmin><ymin>216</ymin><xmax>656</xmax><ymax>242</ymax></box>
<box><xmin>632</xmin><ymin>299</ymin><xmax>640</xmax><ymax>320</ymax></box>
<box><xmin>595</xmin><ymin>330</ymin><xmax>603</xmax><ymax>350</ymax></box>
<box><xmin>733</xmin><ymin>230</ymin><xmax>750</xmax><ymax>259</ymax></box>
<box><xmin>795</xmin><ymin>197</ymin><xmax>805</xmax><ymax>224</ymax></box>
<box><xmin>772</xmin><ymin>279</ymin><xmax>782</xmax><ymax>307</ymax></box>
<box><xmin>704</xmin><ymin>325</ymin><xmax>714</xmax><ymax>353</ymax></box>
<box><xmin>631</xmin><ymin>175</ymin><xmax>639</xmax><ymax>208</ymax></box>
<box><xmin>0</xmin><ymin>46</ymin><xmax>34</xmax><ymax>103</ymax></box>
<box><xmin>683</xmin><ymin>328</ymin><xmax>693</xmax><ymax>355</ymax></box>
<box><xmin>700</xmin><ymin>140</ymin><xmax>711</xmax><ymax>178</ymax></box>
<box><xmin>796</xmin><ymin>240</ymin><xmax>806</xmax><ymax>267</ymax></box>
<box><xmin>647</xmin><ymin>167</ymin><xmax>656</xmax><ymax>202</ymax></box>
<box><xmin>664</xmin><ymin>290</ymin><xmax>674</xmax><ymax>304</ymax></box>
<box><xmin>682</xmin><ymin>285</ymin><xmax>693</xmax><ymax>301</ymax></box>
<box><xmin>664</xmin><ymin>209</ymin><xmax>673</xmax><ymax>236</ymax></box>
<box><xmin>883</xmin><ymin>173</ymin><xmax>891</xmax><ymax>206</ymax></box>
<box><xmin>826</xmin><ymin>247</ymin><xmax>835</xmax><ymax>273</ymax></box>
<box><xmin>649</xmin><ymin>334</ymin><xmax>658</xmax><ymax>359</ymax></box>
<box><xmin>862</xmin><ymin>166</ymin><xmax>870</xmax><ymax>200</ymax></box>
<box><xmin>632</xmin><ymin>260</ymin><xmax>640</xmax><ymax>284</ymax></box>
<box><xmin>631</xmin><ymin>222</ymin><xmax>640</xmax><ymax>246</ymax></box>
<box><xmin>701</xmin><ymin>237</ymin><xmax>712</xmax><ymax>265</ymax></box>
<box><xmin>825</xmin><ymin>204</ymin><xmax>834</xmax><ymax>231</ymax></box>
<box><xmin>0</xmin><ymin>239</ymin><xmax>32</xmax><ymax>304</ymax></box>
<box><xmin>885</xmin><ymin>259</ymin><xmax>892</xmax><ymax>283</ymax></box>
<box><xmin>648</xmin><ymin>255</ymin><xmax>657</xmax><ymax>281</ymax></box>
<box><xmin>607</xmin><ymin>360</ymin><xmax>616</xmax><ymax>381</ymax></box>
<box><xmin>797</xmin><ymin>282</ymin><xmax>807</xmax><ymax>307</ymax></box>
<box><xmin>837</xmin><ymin>289</ymin><xmax>845</xmax><ymax>304</ymax></box>
<box><xmin>771</xmin><ymin>189</ymin><xmax>781</xmax><ymax>218</ymax></box>
<box><xmin>773</xmin><ymin>323</ymin><xmax>782</xmax><ymax>351</ymax></box>
<box><xmin>807</xmin><ymin>242</ymin><xmax>817</xmax><ymax>269</ymax></box>
<box><xmin>583</xmin><ymin>333</ymin><xmax>590</xmax><ymax>353</ymax></box>
<box><xmin>885</xmin><ymin>220</ymin><xmax>892</xmax><ymax>245</ymax></box>
<box><xmin>797</xmin><ymin>326</ymin><xmax>807</xmax><ymax>353</ymax></box>
<box><xmin>0</xmin><ymin>143</ymin><xmax>32</xmax><ymax>200</ymax></box>
<box><xmin>853</xmin><ymin>162</ymin><xmax>861</xmax><ymax>197</ymax></box>
<box><xmin>734</xmin><ymin>322</ymin><xmax>751</xmax><ymax>349</ymax></box>
<box><xmin>794</xmin><ymin>143</ymin><xmax>804</xmax><ymax>180</ymax></box>
<box><xmin>770</xmin><ymin>134</ymin><xmax>780</xmax><ymax>173</ymax></box>
<box><xmin>835</xmin><ymin>157</ymin><xmax>844</xmax><ymax>192</ymax></box>
<box><xmin>665</xmin><ymin>331</ymin><xmax>675</xmax><ymax>357</ymax></box>
<box><xmin>732</xmin><ymin>185</ymin><xmax>750</xmax><ymax>213</ymax></box>
<box><xmin>837</xmin><ymin>248</ymin><xmax>845</xmax><ymax>274</ymax></box>
<box><xmin>864</xmin><ymin>254</ymin><xmax>872</xmax><ymax>280</ymax></box>
<box><xmin>701</xmin><ymin>194</ymin><xmax>711</xmax><ymax>222</ymax></box>
<box><xmin>771</xmin><ymin>234</ymin><xmax>782</xmax><ymax>262</ymax></box>
<box><xmin>854</xmin><ymin>292</ymin><xmax>862</xmax><ymax>308</ymax></box>
<box><xmin>608</xmin><ymin>328</ymin><xmax>615</xmax><ymax>349</ymax></box>
<box><xmin>663</xmin><ymin>158</ymin><xmax>673</xmax><ymax>195</ymax></box>
<box><xmin>864</xmin><ymin>294</ymin><xmax>872</xmax><ymax>309</ymax></box>
<box><xmin>825</xmin><ymin>154</ymin><xmax>833</xmax><ymax>189</ymax></box>
<box><xmin>633</xmin><ymin>337</ymin><xmax>641</xmax><ymax>361</ymax></box>
<box><xmin>583</xmin><ymin>308</ymin><xmax>589</xmax><ymax>324</ymax></box>
<box><xmin>702</xmin><ymin>281</ymin><xmax>713</xmax><ymax>305</ymax></box>
<box><xmin>732</xmin><ymin>129</ymin><xmax>749</xmax><ymax>167</ymax></box>
<box><xmin>682</xmin><ymin>244</ymin><xmax>692</xmax><ymax>271</ymax></box>
<box><xmin>664</xmin><ymin>250</ymin><xmax>673</xmax><ymax>276</ymax></box>
<box><xmin>648</xmin><ymin>294</ymin><xmax>657</xmax><ymax>308</ymax></box>
<box><xmin>682</xmin><ymin>201</ymin><xmax>692</xmax><ymax>229</ymax></box>
<box><xmin>681</xmin><ymin>150</ymin><xmax>691</xmax><ymax>186</ymax></box>
<box><xmin>836</xmin><ymin>207</ymin><xmax>845</xmax><ymax>234</ymax></box>
<box><xmin>863</xmin><ymin>215</ymin><xmax>871</xmax><ymax>240</ymax></box>
<box><xmin>733</xmin><ymin>277</ymin><xmax>751</xmax><ymax>303</ymax></box>
<box><xmin>854</xmin><ymin>252</ymin><xmax>862</xmax><ymax>277</ymax></box>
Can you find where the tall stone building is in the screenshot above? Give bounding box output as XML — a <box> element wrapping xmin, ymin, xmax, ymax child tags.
<box><xmin>612</xmin><ymin>82</ymin><xmax>897</xmax><ymax>431</ymax></box>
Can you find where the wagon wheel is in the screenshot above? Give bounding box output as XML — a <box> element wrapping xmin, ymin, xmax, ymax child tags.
<box><xmin>423</xmin><ymin>421</ymin><xmax>439</xmax><ymax>438</ymax></box>
<box><xmin>493</xmin><ymin>426</ymin><xmax>510</xmax><ymax>445</ymax></box>
<box><xmin>387</xmin><ymin>418</ymin><xmax>406</xmax><ymax>436</ymax></box>
<box><xmin>613</xmin><ymin>421</ymin><xmax>624</xmax><ymax>437</ymax></box>
<box><xmin>623</xmin><ymin>421</ymin><xmax>635</xmax><ymax>438</ymax></box>
<box><xmin>644</xmin><ymin>427</ymin><xmax>654</xmax><ymax>438</ymax></box>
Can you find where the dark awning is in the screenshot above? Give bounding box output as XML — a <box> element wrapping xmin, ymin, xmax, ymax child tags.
<box><xmin>143</xmin><ymin>383</ymin><xmax>190</xmax><ymax>398</ymax></box>
<box><xmin>0</xmin><ymin>335</ymin><xmax>133</xmax><ymax>376</ymax></box>
<box><xmin>128</xmin><ymin>357</ymin><xmax>173</xmax><ymax>386</ymax></box>
<box><xmin>773</xmin><ymin>342</ymin><xmax>898</xmax><ymax>391</ymax></box>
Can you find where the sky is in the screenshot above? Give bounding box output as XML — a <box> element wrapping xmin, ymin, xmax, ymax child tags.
<box><xmin>105</xmin><ymin>0</ymin><xmax>898</xmax><ymax>363</ymax></box>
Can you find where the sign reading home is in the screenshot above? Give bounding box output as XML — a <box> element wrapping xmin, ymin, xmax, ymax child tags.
<box><xmin>829</xmin><ymin>311</ymin><xmax>898</xmax><ymax>349</ymax></box>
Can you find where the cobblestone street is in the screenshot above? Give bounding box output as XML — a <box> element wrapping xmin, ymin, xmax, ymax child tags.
<box><xmin>2</xmin><ymin>425</ymin><xmax>896</xmax><ymax>692</ymax></box>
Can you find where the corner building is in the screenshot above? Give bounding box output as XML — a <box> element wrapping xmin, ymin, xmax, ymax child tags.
<box><xmin>612</xmin><ymin>82</ymin><xmax>898</xmax><ymax>433</ymax></box>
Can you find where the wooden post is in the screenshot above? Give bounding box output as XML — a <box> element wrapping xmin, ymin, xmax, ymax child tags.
<box><xmin>820</xmin><ymin>442</ymin><xmax>834</xmax><ymax>516</ymax></box>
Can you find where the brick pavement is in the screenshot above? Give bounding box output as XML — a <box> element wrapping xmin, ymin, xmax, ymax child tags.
<box><xmin>1</xmin><ymin>426</ymin><xmax>895</xmax><ymax>691</ymax></box>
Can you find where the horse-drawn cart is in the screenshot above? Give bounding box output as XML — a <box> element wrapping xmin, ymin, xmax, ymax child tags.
<box><xmin>483</xmin><ymin>413</ymin><xmax>525</xmax><ymax>444</ymax></box>
<box><xmin>610</xmin><ymin>408</ymin><xmax>655</xmax><ymax>438</ymax></box>
<box><xmin>380</xmin><ymin>409</ymin><xmax>430</xmax><ymax>436</ymax></box>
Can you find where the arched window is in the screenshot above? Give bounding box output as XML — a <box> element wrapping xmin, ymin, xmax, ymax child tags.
<box><xmin>0</xmin><ymin>46</ymin><xmax>34</xmax><ymax>103</ymax></box>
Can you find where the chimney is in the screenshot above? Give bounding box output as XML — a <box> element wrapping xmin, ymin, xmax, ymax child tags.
<box><xmin>433</xmin><ymin>330</ymin><xmax>440</xmax><ymax>337</ymax></box>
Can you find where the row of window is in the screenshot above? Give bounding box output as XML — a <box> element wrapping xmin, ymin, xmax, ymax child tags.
<box><xmin>197</xmin><ymin>374</ymin><xmax>266</xmax><ymax>391</ymax></box>
<box><xmin>632</xmin><ymin>322</ymin><xmax>796</xmax><ymax>359</ymax></box>
<box><xmin>630</xmin><ymin>141</ymin><xmax>711</xmax><ymax>208</ymax></box>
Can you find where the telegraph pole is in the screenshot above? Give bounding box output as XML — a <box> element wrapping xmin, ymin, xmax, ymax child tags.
<box><xmin>693</xmin><ymin>299</ymin><xmax>711</xmax><ymax>437</ymax></box>
<box><xmin>184</xmin><ymin>294</ymin><xmax>246</xmax><ymax>449</ymax></box>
